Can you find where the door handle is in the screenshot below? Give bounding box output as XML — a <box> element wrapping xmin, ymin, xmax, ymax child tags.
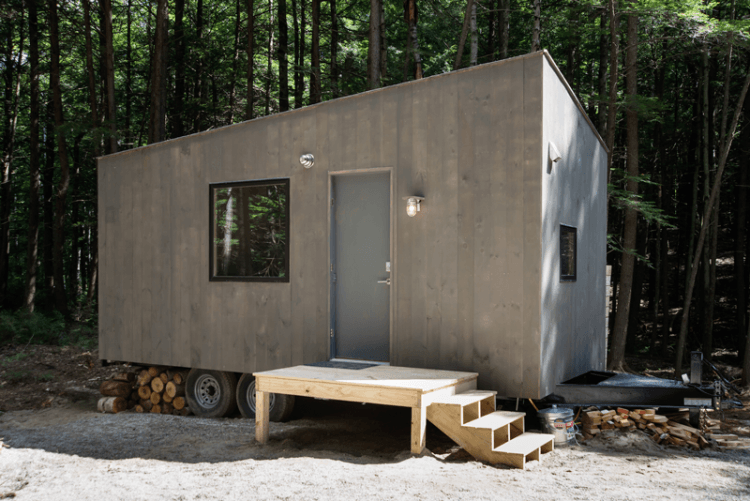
<box><xmin>377</xmin><ymin>278</ymin><xmax>391</xmax><ymax>285</ymax></box>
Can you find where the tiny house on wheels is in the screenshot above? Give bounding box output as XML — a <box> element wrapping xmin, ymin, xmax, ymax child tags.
<box><xmin>99</xmin><ymin>51</ymin><xmax>607</xmax><ymax>431</ymax></box>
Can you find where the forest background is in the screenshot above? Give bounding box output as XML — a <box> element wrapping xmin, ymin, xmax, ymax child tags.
<box><xmin>1</xmin><ymin>0</ymin><xmax>750</xmax><ymax>384</ymax></box>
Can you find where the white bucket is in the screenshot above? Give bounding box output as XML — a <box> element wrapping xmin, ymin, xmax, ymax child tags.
<box><xmin>537</xmin><ymin>405</ymin><xmax>576</xmax><ymax>446</ymax></box>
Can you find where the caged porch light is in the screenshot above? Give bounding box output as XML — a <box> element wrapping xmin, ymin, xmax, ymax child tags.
<box><xmin>403</xmin><ymin>196</ymin><xmax>425</xmax><ymax>217</ymax></box>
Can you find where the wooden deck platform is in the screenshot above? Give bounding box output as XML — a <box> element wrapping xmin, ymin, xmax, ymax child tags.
<box><xmin>253</xmin><ymin>364</ymin><xmax>478</xmax><ymax>453</ymax></box>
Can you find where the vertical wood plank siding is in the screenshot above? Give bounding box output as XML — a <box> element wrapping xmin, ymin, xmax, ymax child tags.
<box><xmin>98</xmin><ymin>53</ymin><xmax>606</xmax><ymax>399</ymax></box>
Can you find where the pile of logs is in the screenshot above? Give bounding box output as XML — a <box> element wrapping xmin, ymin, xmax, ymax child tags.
<box><xmin>97</xmin><ymin>367</ymin><xmax>192</xmax><ymax>417</ymax></box>
<box><xmin>581</xmin><ymin>408</ymin><xmax>719</xmax><ymax>450</ymax></box>
<box><xmin>580</xmin><ymin>407</ymin><xmax>749</xmax><ymax>450</ymax></box>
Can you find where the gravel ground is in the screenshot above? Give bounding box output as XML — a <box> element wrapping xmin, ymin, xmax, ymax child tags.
<box><xmin>1</xmin><ymin>395</ymin><xmax>749</xmax><ymax>501</ymax></box>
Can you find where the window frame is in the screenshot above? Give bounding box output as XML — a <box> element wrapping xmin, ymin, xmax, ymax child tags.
<box><xmin>208</xmin><ymin>177</ymin><xmax>290</xmax><ymax>283</ymax></box>
<box><xmin>560</xmin><ymin>224</ymin><xmax>577</xmax><ymax>282</ymax></box>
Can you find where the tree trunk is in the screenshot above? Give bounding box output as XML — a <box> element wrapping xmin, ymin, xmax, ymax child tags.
<box><xmin>43</xmin><ymin>99</ymin><xmax>55</xmax><ymax>309</ymax></box>
<box><xmin>605</xmin><ymin>0</ymin><xmax>618</xmax><ymax>174</ymax></box>
<box><xmin>330</xmin><ymin>0</ymin><xmax>338</xmax><ymax>97</ymax></box>
<box><xmin>310</xmin><ymin>0</ymin><xmax>320</xmax><ymax>103</ymax></box>
<box><xmin>25</xmin><ymin>0</ymin><xmax>41</xmax><ymax>313</ymax></box>
<box><xmin>469</xmin><ymin>1</ymin><xmax>477</xmax><ymax>66</ymax></box>
<box><xmin>246</xmin><ymin>0</ymin><xmax>255</xmax><ymax>119</ymax></box>
<box><xmin>736</xmin><ymin>154</ymin><xmax>747</xmax><ymax>349</ymax></box>
<box><xmin>83</xmin><ymin>0</ymin><xmax>100</xmax><ymax>156</ymax></box>
<box><xmin>126</xmin><ymin>0</ymin><xmax>133</xmax><ymax>143</ymax></box>
<box><xmin>488</xmin><ymin>0</ymin><xmax>495</xmax><ymax>61</ymax></box>
<box><xmin>403</xmin><ymin>0</ymin><xmax>422</xmax><ymax>79</ymax></box>
<box><xmin>265</xmin><ymin>0</ymin><xmax>275</xmax><ymax>115</ymax></box>
<box><xmin>193</xmin><ymin>0</ymin><xmax>205</xmax><ymax>131</ymax></box>
<box><xmin>627</xmin><ymin>226</ymin><xmax>646</xmax><ymax>351</ymax></box>
<box><xmin>0</xmin><ymin>9</ymin><xmax>23</xmax><ymax>307</ymax></box>
<box><xmin>68</xmin><ymin>137</ymin><xmax>82</xmax><ymax>303</ymax></box>
<box><xmin>676</xmin><ymin>69</ymin><xmax>750</xmax><ymax>374</ymax></box>
<box><xmin>700</xmin><ymin>50</ymin><xmax>713</xmax><ymax>360</ymax></box>
<box><xmin>650</xmin><ymin>53</ymin><xmax>666</xmax><ymax>353</ymax></box>
<box><xmin>173</xmin><ymin>0</ymin><xmax>186</xmax><ymax>136</ymax></box>
<box><xmin>499</xmin><ymin>0</ymin><xmax>508</xmax><ymax>59</ymax></box>
<box><xmin>737</xmin><ymin>84</ymin><xmax>750</xmax><ymax>370</ymax></box>
<box><xmin>368</xmin><ymin>0</ymin><xmax>382</xmax><ymax>89</ymax></box>
<box><xmin>454</xmin><ymin>0</ymin><xmax>474</xmax><ymax>70</ymax></box>
<box><xmin>295</xmin><ymin>0</ymin><xmax>306</xmax><ymax>106</ymax></box>
<box><xmin>102</xmin><ymin>0</ymin><xmax>117</xmax><ymax>154</ymax></box>
<box><xmin>148</xmin><ymin>0</ymin><xmax>168</xmax><ymax>144</ymax></box>
<box><xmin>608</xmin><ymin>11</ymin><xmax>638</xmax><ymax>371</ymax></box>
<box><xmin>228</xmin><ymin>0</ymin><xmax>242</xmax><ymax>123</ymax></box>
<box><xmin>565</xmin><ymin>6</ymin><xmax>577</xmax><ymax>83</ymax></box>
<box><xmin>279</xmin><ymin>0</ymin><xmax>289</xmax><ymax>111</ymax></box>
<box><xmin>531</xmin><ymin>0</ymin><xmax>541</xmax><ymax>52</ymax></box>
<box><xmin>379</xmin><ymin>0</ymin><xmax>386</xmax><ymax>80</ymax></box>
<box><xmin>49</xmin><ymin>0</ymin><xmax>70</xmax><ymax>316</ymax></box>
<box><xmin>292</xmin><ymin>0</ymin><xmax>301</xmax><ymax>104</ymax></box>
<box><xmin>598</xmin><ymin>10</ymin><xmax>607</xmax><ymax>135</ymax></box>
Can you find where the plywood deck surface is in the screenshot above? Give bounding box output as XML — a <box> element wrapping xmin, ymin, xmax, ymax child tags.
<box><xmin>254</xmin><ymin>364</ymin><xmax>478</xmax><ymax>393</ymax></box>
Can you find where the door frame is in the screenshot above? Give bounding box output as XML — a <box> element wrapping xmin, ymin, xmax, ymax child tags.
<box><xmin>327</xmin><ymin>167</ymin><xmax>394</xmax><ymax>362</ymax></box>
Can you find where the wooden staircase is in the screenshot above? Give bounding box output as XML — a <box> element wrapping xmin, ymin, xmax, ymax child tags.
<box><xmin>426</xmin><ymin>389</ymin><xmax>555</xmax><ymax>469</ymax></box>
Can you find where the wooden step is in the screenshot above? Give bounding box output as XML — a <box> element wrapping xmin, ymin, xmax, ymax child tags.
<box><xmin>428</xmin><ymin>390</ymin><xmax>496</xmax><ymax>424</ymax></box>
<box><xmin>429</xmin><ymin>389</ymin><xmax>497</xmax><ymax>406</ymax></box>
<box><xmin>463</xmin><ymin>411</ymin><xmax>525</xmax><ymax>447</ymax></box>
<box><xmin>464</xmin><ymin>410</ymin><xmax>525</xmax><ymax>430</ymax></box>
<box><xmin>493</xmin><ymin>432</ymin><xmax>555</xmax><ymax>469</ymax></box>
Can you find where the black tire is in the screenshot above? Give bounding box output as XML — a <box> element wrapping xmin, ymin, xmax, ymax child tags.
<box><xmin>236</xmin><ymin>373</ymin><xmax>295</xmax><ymax>422</ymax></box>
<box><xmin>185</xmin><ymin>369</ymin><xmax>238</xmax><ymax>418</ymax></box>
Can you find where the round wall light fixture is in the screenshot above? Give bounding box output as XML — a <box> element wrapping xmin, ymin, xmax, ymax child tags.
<box><xmin>300</xmin><ymin>153</ymin><xmax>315</xmax><ymax>168</ymax></box>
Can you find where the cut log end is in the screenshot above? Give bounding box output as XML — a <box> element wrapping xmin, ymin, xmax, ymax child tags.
<box><xmin>150</xmin><ymin>391</ymin><xmax>161</xmax><ymax>405</ymax></box>
<box><xmin>98</xmin><ymin>397</ymin><xmax>127</xmax><ymax>414</ymax></box>
<box><xmin>137</xmin><ymin>386</ymin><xmax>152</xmax><ymax>400</ymax></box>
<box><xmin>151</xmin><ymin>377</ymin><xmax>165</xmax><ymax>393</ymax></box>
<box><xmin>165</xmin><ymin>381</ymin><xmax>185</xmax><ymax>398</ymax></box>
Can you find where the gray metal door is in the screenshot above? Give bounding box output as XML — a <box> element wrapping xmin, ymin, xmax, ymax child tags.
<box><xmin>331</xmin><ymin>171</ymin><xmax>390</xmax><ymax>361</ymax></box>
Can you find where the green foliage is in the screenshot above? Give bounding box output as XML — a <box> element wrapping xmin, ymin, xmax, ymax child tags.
<box><xmin>608</xmin><ymin>170</ymin><xmax>675</xmax><ymax>229</ymax></box>
<box><xmin>0</xmin><ymin>311</ymin><xmax>66</xmax><ymax>346</ymax></box>
<box><xmin>1</xmin><ymin>352</ymin><xmax>29</xmax><ymax>366</ymax></box>
<box><xmin>5</xmin><ymin>371</ymin><xmax>28</xmax><ymax>384</ymax></box>
<box><xmin>0</xmin><ymin>310</ymin><xmax>97</xmax><ymax>349</ymax></box>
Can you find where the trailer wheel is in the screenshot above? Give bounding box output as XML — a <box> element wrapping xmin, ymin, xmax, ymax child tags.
<box><xmin>185</xmin><ymin>369</ymin><xmax>238</xmax><ymax>418</ymax></box>
<box><xmin>236</xmin><ymin>373</ymin><xmax>295</xmax><ymax>422</ymax></box>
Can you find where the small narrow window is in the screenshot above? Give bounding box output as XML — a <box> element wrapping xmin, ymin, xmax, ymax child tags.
<box><xmin>560</xmin><ymin>225</ymin><xmax>576</xmax><ymax>282</ymax></box>
<box><xmin>209</xmin><ymin>179</ymin><xmax>289</xmax><ymax>282</ymax></box>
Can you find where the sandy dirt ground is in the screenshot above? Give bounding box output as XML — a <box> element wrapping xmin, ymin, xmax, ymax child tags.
<box><xmin>1</xmin><ymin>393</ymin><xmax>749</xmax><ymax>501</ymax></box>
<box><xmin>0</xmin><ymin>346</ymin><xmax>749</xmax><ymax>500</ymax></box>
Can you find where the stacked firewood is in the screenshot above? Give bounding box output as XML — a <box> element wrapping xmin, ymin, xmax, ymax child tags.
<box><xmin>98</xmin><ymin>371</ymin><xmax>137</xmax><ymax>413</ymax></box>
<box><xmin>98</xmin><ymin>367</ymin><xmax>192</xmax><ymax>416</ymax></box>
<box><xmin>580</xmin><ymin>407</ymin><xmax>722</xmax><ymax>450</ymax></box>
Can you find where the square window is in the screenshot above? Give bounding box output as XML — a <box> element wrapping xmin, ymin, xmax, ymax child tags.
<box><xmin>209</xmin><ymin>179</ymin><xmax>289</xmax><ymax>282</ymax></box>
<box><xmin>560</xmin><ymin>225</ymin><xmax>576</xmax><ymax>282</ymax></box>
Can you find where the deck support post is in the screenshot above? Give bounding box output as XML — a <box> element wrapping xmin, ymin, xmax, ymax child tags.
<box><xmin>411</xmin><ymin>405</ymin><xmax>427</xmax><ymax>454</ymax></box>
<box><xmin>255</xmin><ymin>390</ymin><xmax>270</xmax><ymax>444</ymax></box>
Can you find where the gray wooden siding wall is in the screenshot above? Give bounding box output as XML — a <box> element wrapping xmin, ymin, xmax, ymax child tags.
<box><xmin>539</xmin><ymin>56</ymin><xmax>608</xmax><ymax>397</ymax></box>
<box><xmin>100</xmin><ymin>53</ymin><xmax>561</xmax><ymax>399</ymax></box>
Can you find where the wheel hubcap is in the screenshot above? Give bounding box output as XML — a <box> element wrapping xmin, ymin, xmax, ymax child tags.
<box><xmin>248</xmin><ymin>380</ymin><xmax>275</xmax><ymax>413</ymax></box>
<box><xmin>195</xmin><ymin>374</ymin><xmax>221</xmax><ymax>408</ymax></box>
